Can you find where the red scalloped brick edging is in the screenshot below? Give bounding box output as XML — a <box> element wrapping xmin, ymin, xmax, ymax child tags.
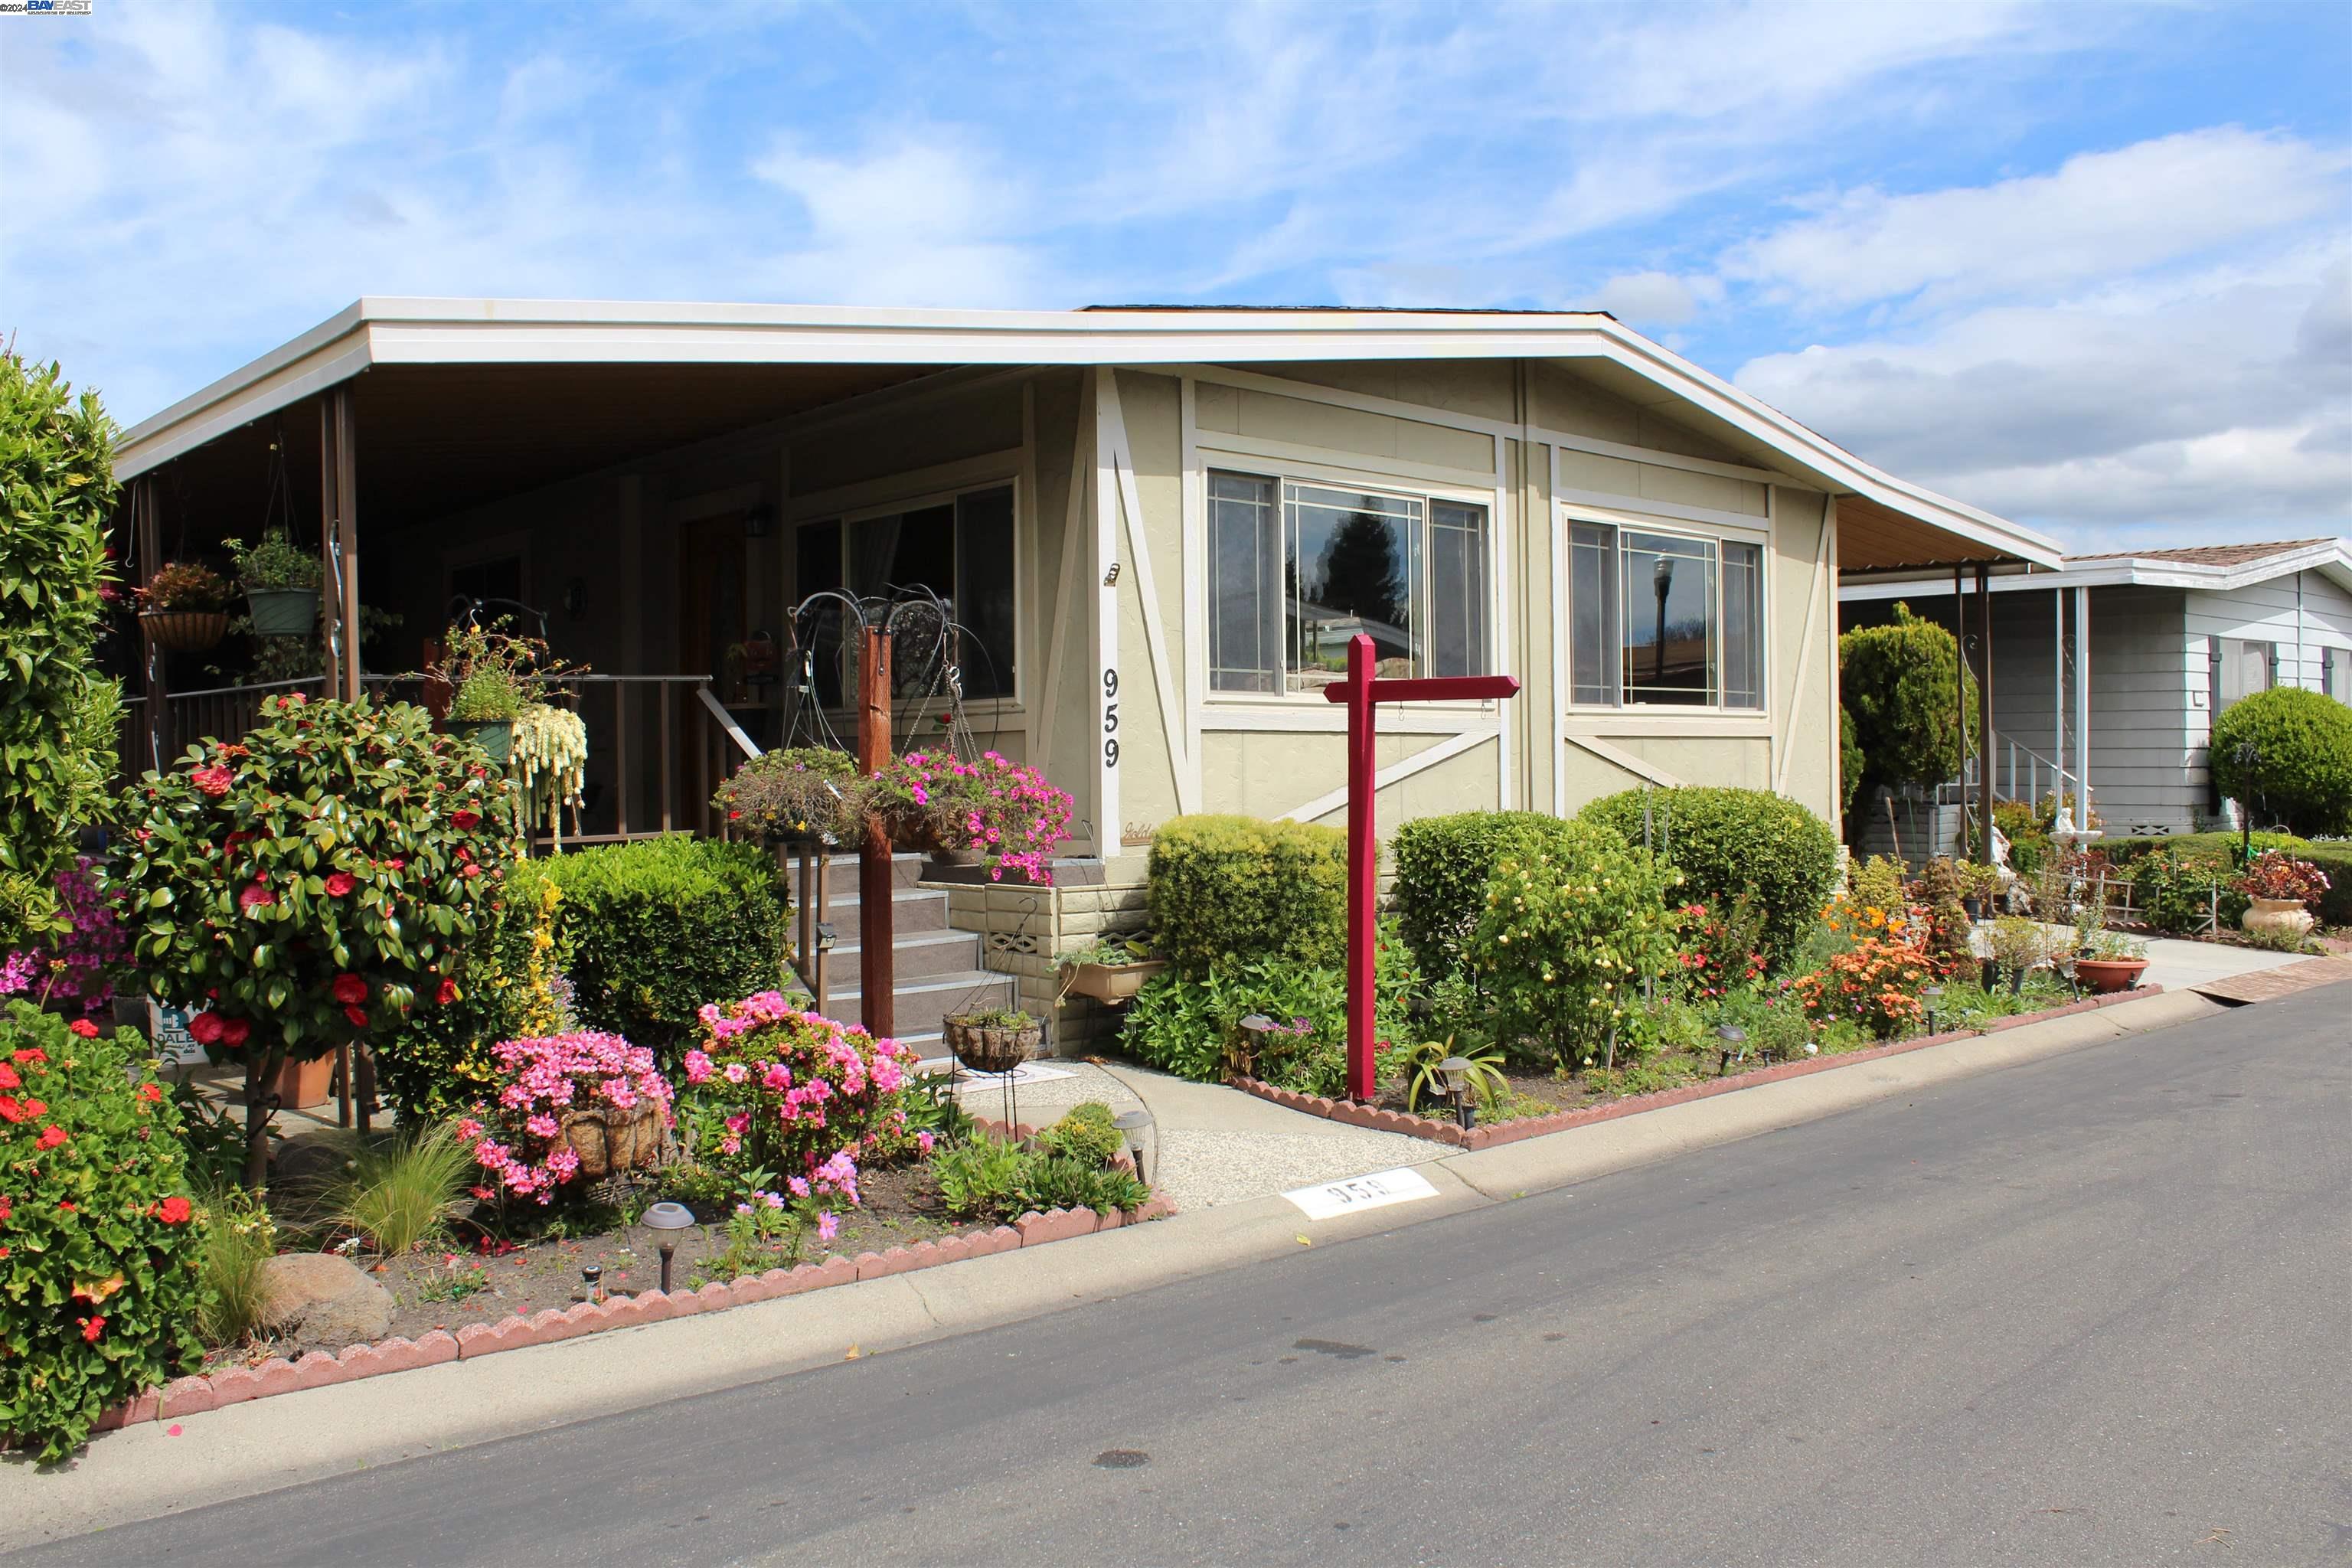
<box><xmin>1232</xmin><ymin>985</ymin><xmax>2165</xmax><ymax>1153</ymax></box>
<box><xmin>84</xmin><ymin>1188</ymin><xmax>1176</xmax><ymax>1437</ymax></box>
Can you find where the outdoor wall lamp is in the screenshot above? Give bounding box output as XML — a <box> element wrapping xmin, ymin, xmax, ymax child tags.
<box><xmin>643</xmin><ymin>1200</ymin><xmax>695</xmax><ymax>1294</ymax></box>
<box><xmin>1713</xmin><ymin>1023</ymin><xmax>1747</xmax><ymax>1075</ymax></box>
<box><xmin>1920</xmin><ymin>986</ymin><xmax>1944</xmax><ymax>1037</ymax></box>
<box><xmin>1437</xmin><ymin>1057</ymin><xmax>1475</xmax><ymax>1130</ymax></box>
<box><xmin>744</xmin><ymin>502</ymin><xmax>774</xmax><ymax>538</ymax></box>
<box><xmin>1113</xmin><ymin>1109</ymin><xmax>1152</xmax><ymax>1185</ymax></box>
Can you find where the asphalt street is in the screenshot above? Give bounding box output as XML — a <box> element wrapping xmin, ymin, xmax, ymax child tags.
<box><xmin>24</xmin><ymin>987</ymin><xmax>2350</xmax><ymax>1567</ymax></box>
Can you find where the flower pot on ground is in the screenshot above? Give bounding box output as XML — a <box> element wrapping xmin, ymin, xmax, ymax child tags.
<box><xmin>2241</xmin><ymin>897</ymin><xmax>2314</xmax><ymax>942</ymax></box>
<box><xmin>2074</xmin><ymin>958</ymin><xmax>2148</xmax><ymax>994</ymax></box>
<box><xmin>2235</xmin><ymin>852</ymin><xmax>2328</xmax><ymax>942</ymax></box>
<box><xmin>943</xmin><ymin>1008</ymin><xmax>1041</xmax><ymax>1074</ymax></box>
<box><xmin>271</xmin><ymin>1050</ymin><xmax>336</xmax><ymax>1111</ymax></box>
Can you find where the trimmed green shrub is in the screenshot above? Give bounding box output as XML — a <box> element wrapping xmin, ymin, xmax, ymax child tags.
<box><xmin>1038</xmin><ymin>1101</ymin><xmax>1124</xmax><ymax>1166</ymax></box>
<box><xmin>1579</xmin><ymin>786</ymin><xmax>1840</xmax><ymax>965</ymax></box>
<box><xmin>2100</xmin><ymin>832</ymin><xmax>2352</xmax><ymax>927</ymax></box>
<box><xmin>1146</xmin><ymin>814</ymin><xmax>1347</xmax><ymax>976</ymax></box>
<box><xmin>931</xmin><ymin>1135</ymin><xmax>1150</xmax><ymax>1223</ymax></box>
<box><xmin>2128</xmin><ymin>844</ymin><xmax>2248</xmax><ymax>934</ymax></box>
<box><xmin>532</xmin><ymin>836</ymin><xmax>788</xmax><ymax>1067</ymax></box>
<box><xmin>1467</xmin><ymin>832</ymin><xmax>1684</xmax><ymax>1069</ymax></box>
<box><xmin>1840</xmin><ymin>603</ymin><xmax>1978</xmax><ymax>803</ymax></box>
<box><xmin>2209</xmin><ymin>687</ymin><xmax>2352</xmax><ymax>838</ymax></box>
<box><xmin>0</xmin><ymin>1004</ymin><xmax>207</xmax><ymax>1462</ymax></box>
<box><xmin>1122</xmin><ymin>925</ymin><xmax>1417</xmax><ymax>1095</ymax></box>
<box><xmin>0</xmin><ymin>353</ymin><xmax>122</xmax><ymax>951</ymax></box>
<box><xmin>1391</xmin><ymin>810</ymin><xmax>1608</xmax><ymax>979</ymax></box>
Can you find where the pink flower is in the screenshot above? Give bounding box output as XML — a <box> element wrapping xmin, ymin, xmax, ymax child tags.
<box><xmin>238</xmin><ymin>883</ymin><xmax>276</xmax><ymax>913</ymax></box>
<box><xmin>815</xmin><ymin>1211</ymin><xmax>839</xmax><ymax>1243</ymax></box>
<box><xmin>324</xmin><ymin>871</ymin><xmax>356</xmax><ymax>897</ymax></box>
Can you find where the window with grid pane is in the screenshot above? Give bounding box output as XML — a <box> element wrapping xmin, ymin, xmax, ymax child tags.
<box><xmin>1566</xmin><ymin>518</ymin><xmax>1764</xmax><ymax>710</ymax></box>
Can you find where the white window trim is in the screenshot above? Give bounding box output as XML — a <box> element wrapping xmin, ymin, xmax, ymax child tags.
<box><xmin>1558</xmin><ymin>500</ymin><xmax>1773</xmax><ymax>722</ymax></box>
<box><xmin>1194</xmin><ymin>443</ymin><xmax>1508</xmax><ymax>716</ymax></box>
<box><xmin>794</xmin><ymin>472</ymin><xmax>1027</xmax><ymax>717</ymax></box>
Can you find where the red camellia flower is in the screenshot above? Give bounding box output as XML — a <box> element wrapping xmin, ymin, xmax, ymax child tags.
<box><xmin>332</xmin><ymin>974</ymin><xmax>368</xmax><ymax>1004</ymax></box>
<box><xmin>152</xmin><ymin>1195</ymin><xmax>192</xmax><ymax>1225</ymax></box>
<box><xmin>188</xmin><ymin>1011</ymin><xmax>227</xmax><ymax>1046</ymax></box>
<box><xmin>239</xmin><ymin>882</ymin><xmax>276</xmax><ymax>913</ymax></box>
<box><xmin>343</xmin><ymin>1004</ymin><xmax>369</xmax><ymax>1028</ymax></box>
<box><xmin>324</xmin><ymin>871</ymin><xmax>357</xmax><ymax>897</ymax></box>
<box><xmin>219</xmin><ymin>1018</ymin><xmax>251</xmax><ymax>1049</ymax></box>
<box><xmin>66</xmin><ymin>1018</ymin><xmax>98</xmax><ymax>1039</ymax></box>
<box><xmin>436</xmin><ymin>978</ymin><xmax>459</xmax><ymax>1005</ymax></box>
<box><xmin>462</xmin><ymin>864</ymin><xmax>482</xmax><ymax>879</ymax></box>
<box><xmin>191</xmin><ymin>764</ymin><xmax>234</xmax><ymax>797</ymax></box>
<box><xmin>450</xmin><ymin>808</ymin><xmax>481</xmax><ymax>830</ymax></box>
<box><xmin>36</xmin><ymin>1125</ymin><xmax>69</xmax><ymax>1150</ymax></box>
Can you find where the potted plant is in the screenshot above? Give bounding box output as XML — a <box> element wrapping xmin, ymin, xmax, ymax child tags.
<box><xmin>942</xmin><ymin>1006</ymin><xmax>1041</xmax><ymax>1075</ymax></box>
<box><xmin>1057</xmin><ymin>935</ymin><xmax>1168</xmax><ymax>1004</ymax></box>
<box><xmin>2073</xmin><ymin>929</ymin><xmax>2150</xmax><ymax>994</ymax></box>
<box><xmin>711</xmin><ymin>747</ymin><xmax>862</xmax><ymax>846</ymax></box>
<box><xmin>424</xmin><ymin>622</ymin><xmax>579</xmax><ymax>769</ymax></box>
<box><xmin>224</xmin><ymin>532</ymin><xmax>322</xmax><ymax>637</ymax></box>
<box><xmin>135</xmin><ymin>561</ymin><xmax>234</xmax><ymax>652</ymax></box>
<box><xmin>1960</xmin><ymin>862</ymin><xmax>2003</xmax><ymax>922</ymax></box>
<box><xmin>867</xmin><ymin>750</ymin><xmax>1075</xmax><ymax>885</ymax></box>
<box><xmin>2236</xmin><ymin>851</ymin><xmax>2328</xmax><ymax>943</ymax></box>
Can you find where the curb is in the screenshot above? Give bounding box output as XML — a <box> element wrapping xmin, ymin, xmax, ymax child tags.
<box><xmin>89</xmin><ymin>1187</ymin><xmax>1174</xmax><ymax>1434</ymax></box>
<box><xmin>1232</xmin><ymin>985</ymin><xmax>2165</xmax><ymax>1151</ymax></box>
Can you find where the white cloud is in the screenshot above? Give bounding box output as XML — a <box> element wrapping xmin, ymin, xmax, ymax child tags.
<box><xmin>1723</xmin><ymin>128</ymin><xmax>2348</xmax><ymax>312</ymax></box>
<box><xmin>1589</xmin><ymin>271</ymin><xmax>1710</xmax><ymax>325</ymax></box>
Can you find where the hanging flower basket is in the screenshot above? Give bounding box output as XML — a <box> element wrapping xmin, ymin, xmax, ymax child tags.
<box><xmin>245</xmin><ymin>587</ymin><xmax>319</xmax><ymax>638</ymax></box>
<box><xmin>444</xmin><ymin>718</ymin><xmax>514</xmax><ymax>766</ymax></box>
<box><xmin>140</xmin><ymin>609</ymin><xmax>230</xmax><ymax>653</ymax></box>
<box><xmin>943</xmin><ymin>1012</ymin><xmax>1041</xmax><ymax>1075</ymax></box>
<box><xmin>559</xmin><ymin>1100</ymin><xmax>665</xmax><ymax>1182</ymax></box>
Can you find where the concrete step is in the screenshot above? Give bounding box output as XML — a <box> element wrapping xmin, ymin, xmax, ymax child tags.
<box><xmin>777</xmin><ymin>852</ymin><xmax>929</xmax><ymax>900</ymax></box>
<box><xmin>808</xmin><ymin>885</ymin><xmax>951</xmax><ymax>935</ymax></box>
<box><xmin>819</xmin><ymin>969</ymin><xmax>1017</xmax><ymax>1039</ymax></box>
<box><xmin>824</xmin><ymin>926</ymin><xmax>983</xmax><ymax>982</ymax></box>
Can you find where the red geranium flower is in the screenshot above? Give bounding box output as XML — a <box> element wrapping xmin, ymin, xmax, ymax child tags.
<box><xmin>0</xmin><ymin>1065</ymin><xmax>15</xmax><ymax>1091</ymax></box>
<box><xmin>152</xmin><ymin>1195</ymin><xmax>192</xmax><ymax>1225</ymax></box>
<box><xmin>324</xmin><ymin>871</ymin><xmax>356</xmax><ymax>897</ymax></box>
<box><xmin>0</xmin><ymin>1096</ymin><xmax>28</xmax><ymax>1124</ymax></box>
<box><xmin>219</xmin><ymin>1018</ymin><xmax>251</xmax><ymax>1050</ymax></box>
<box><xmin>14</xmin><ymin>1047</ymin><xmax>47</xmax><ymax>1065</ymax></box>
<box><xmin>138</xmin><ymin>1082</ymin><xmax>162</xmax><ymax>1103</ymax></box>
<box><xmin>36</xmin><ymin>1125</ymin><xmax>69</xmax><ymax>1150</ymax></box>
<box><xmin>343</xmin><ymin>1004</ymin><xmax>369</xmax><ymax>1028</ymax></box>
<box><xmin>450</xmin><ymin>808</ymin><xmax>481</xmax><ymax>830</ymax></box>
<box><xmin>66</xmin><ymin>1018</ymin><xmax>98</xmax><ymax>1039</ymax></box>
<box><xmin>332</xmin><ymin>974</ymin><xmax>368</xmax><ymax>1004</ymax></box>
<box><xmin>79</xmin><ymin>1316</ymin><xmax>105</xmax><ymax>1344</ymax></box>
<box><xmin>0</xmin><ymin>1195</ymin><xmax>11</xmax><ymax>1223</ymax></box>
<box><xmin>188</xmin><ymin>1011</ymin><xmax>226</xmax><ymax>1046</ymax></box>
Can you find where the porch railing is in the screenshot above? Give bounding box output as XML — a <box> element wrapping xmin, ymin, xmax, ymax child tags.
<box><xmin>126</xmin><ymin>673</ymin><xmax>763</xmax><ymax>851</ymax></box>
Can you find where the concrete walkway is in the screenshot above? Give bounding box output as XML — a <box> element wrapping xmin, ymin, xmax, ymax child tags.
<box><xmin>2135</xmin><ymin>932</ymin><xmax>2308</xmax><ymax>992</ymax></box>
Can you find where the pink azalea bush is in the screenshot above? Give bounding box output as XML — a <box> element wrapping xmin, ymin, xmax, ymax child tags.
<box><xmin>681</xmin><ymin>991</ymin><xmax>916</xmax><ymax>1188</ymax></box>
<box><xmin>867</xmin><ymin>750</ymin><xmax>1073</xmax><ymax>885</ymax></box>
<box><xmin>459</xmin><ymin>1031</ymin><xmax>675</xmax><ymax>1204</ymax></box>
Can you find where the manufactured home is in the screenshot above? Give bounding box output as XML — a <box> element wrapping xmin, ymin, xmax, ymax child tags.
<box><xmin>111</xmin><ymin>301</ymin><xmax>2062</xmax><ymax>1041</ymax></box>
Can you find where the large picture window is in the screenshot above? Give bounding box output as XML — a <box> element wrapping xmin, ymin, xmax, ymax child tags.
<box><xmin>796</xmin><ymin>482</ymin><xmax>1018</xmax><ymax>702</ymax></box>
<box><xmin>1208</xmin><ymin>469</ymin><xmax>1490</xmax><ymax>694</ymax></box>
<box><xmin>1566</xmin><ymin>519</ymin><xmax>1763</xmax><ymax>710</ymax></box>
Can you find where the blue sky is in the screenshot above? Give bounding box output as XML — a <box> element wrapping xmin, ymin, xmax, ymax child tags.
<box><xmin>3</xmin><ymin>0</ymin><xmax>2346</xmax><ymax>551</ymax></box>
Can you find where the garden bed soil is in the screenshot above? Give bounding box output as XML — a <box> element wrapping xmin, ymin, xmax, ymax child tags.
<box><xmin>216</xmin><ymin>1165</ymin><xmax>958</xmax><ymax>1367</ymax></box>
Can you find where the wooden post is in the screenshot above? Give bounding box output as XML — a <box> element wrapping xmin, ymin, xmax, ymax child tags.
<box><xmin>133</xmin><ymin>476</ymin><xmax>167</xmax><ymax>773</ymax></box>
<box><xmin>858</xmin><ymin>625</ymin><xmax>894</xmax><ymax>1040</ymax></box>
<box><xmin>333</xmin><ymin>385</ymin><xmax>361</xmax><ymax>702</ymax></box>
<box><xmin>1977</xmin><ymin>564</ymin><xmax>1994</xmax><ymax>866</ymax></box>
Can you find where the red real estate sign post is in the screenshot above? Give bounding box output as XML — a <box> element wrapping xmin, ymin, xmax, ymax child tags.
<box><xmin>1324</xmin><ymin>632</ymin><xmax>1520</xmax><ymax>1101</ymax></box>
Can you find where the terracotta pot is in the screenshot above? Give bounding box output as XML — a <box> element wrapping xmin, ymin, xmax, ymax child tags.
<box><xmin>1063</xmin><ymin>959</ymin><xmax>1168</xmax><ymax>1004</ymax></box>
<box><xmin>2075</xmin><ymin>958</ymin><xmax>2148</xmax><ymax>995</ymax></box>
<box><xmin>2241</xmin><ymin>897</ymin><xmax>2314</xmax><ymax>942</ymax></box>
<box><xmin>273</xmin><ymin>1051</ymin><xmax>336</xmax><ymax>1111</ymax></box>
<box><xmin>140</xmin><ymin>609</ymin><xmax>230</xmax><ymax>652</ymax></box>
<box><xmin>560</xmin><ymin>1102</ymin><xmax>662</xmax><ymax>1182</ymax></box>
<box><xmin>944</xmin><ymin>1017</ymin><xmax>1040</xmax><ymax>1075</ymax></box>
<box><xmin>245</xmin><ymin>587</ymin><xmax>319</xmax><ymax>637</ymax></box>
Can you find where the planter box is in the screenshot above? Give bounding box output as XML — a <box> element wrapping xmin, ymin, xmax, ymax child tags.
<box><xmin>245</xmin><ymin>588</ymin><xmax>318</xmax><ymax>638</ymax></box>
<box><xmin>1062</xmin><ymin>959</ymin><xmax>1168</xmax><ymax>1004</ymax></box>
<box><xmin>140</xmin><ymin>609</ymin><xmax>230</xmax><ymax>653</ymax></box>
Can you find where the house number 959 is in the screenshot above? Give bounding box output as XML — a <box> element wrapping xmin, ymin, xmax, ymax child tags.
<box><xmin>1102</xmin><ymin>668</ymin><xmax>1121</xmax><ymax>769</ymax></box>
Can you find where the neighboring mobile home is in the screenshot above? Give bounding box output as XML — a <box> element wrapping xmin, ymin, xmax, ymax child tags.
<box><xmin>1840</xmin><ymin>538</ymin><xmax>2352</xmax><ymax>840</ymax></box>
<box><xmin>110</xmin><ymin>300</ymin><xmax>2061</xmax><ymax>1041</ymax></box>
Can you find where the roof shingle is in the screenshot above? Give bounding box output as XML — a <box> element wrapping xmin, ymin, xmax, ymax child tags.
<box><xmin>2063</xmin><ymin>538</ymin><xmax>2337</xmax><ymax>567</ymax></box>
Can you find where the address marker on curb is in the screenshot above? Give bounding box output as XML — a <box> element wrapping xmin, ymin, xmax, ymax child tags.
<box><xmin>1283</xmin><ymin>1167</ymin><xmax>1439</xmax><ymax>1221</ymax></box>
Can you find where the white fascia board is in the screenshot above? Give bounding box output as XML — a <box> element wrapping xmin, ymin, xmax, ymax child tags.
<box><xmin>113</xmin><ymin>298</ymin><xmax>2060</xmax><ymax>567</ymax></box>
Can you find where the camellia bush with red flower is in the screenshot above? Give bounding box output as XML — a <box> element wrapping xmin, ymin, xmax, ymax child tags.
<box><xmin>1785</xmin><ymin>934</ymin><xmax>1945</xmax><ymax>1040</ymax></box>
<box><xmin>0</xmin><ymin>1001</ymin><xmax>205</xmax><ymax>1462</ymax></box>
<box><xmin>867</xmin><ymin>750</ymin><xmax>1074</xmax><ymax>885</ymax></box>
<box><xmin>458</xmin><ymin>1031</ymin><xmax>674</xmax><ymax>1206</ymax></box>
<box><xmin>680</xmin><ymin>991</ymin><xmax>916</xmax><ymax>1198</ymax></box>
<box><xmin>115</xmin><ymin>694</ymin><xmax>518</xmax><ymax>1186</ymax></box>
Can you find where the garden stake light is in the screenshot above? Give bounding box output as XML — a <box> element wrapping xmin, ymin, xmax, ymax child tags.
<box><xmin>1114</xmin><ymin>1109</ymin><xmax>1152</xmax><ymax>1185</ymax></box>
<box><xmin>1437</xmin><ymin>1057</ymin><xmax>1475</xmax><ymax>1130</ymax></box>
<box><xmin>643</xmin><ymin>1200</ymin><xmax>694</xmax><ymax>1294</ymax></box>
<box><xmin>1713</xmin><ymin>1024</ymin><xmax>1747</xmax><ymax>1075</ymax></box>
<box><xmin>1921</xmin><ymin>986</ymin><xmax>1944</xmax><ymax>1037</ymax></box>
<box><xmin>1235</xmin><ymin>1013</ymin><xmax>1276</xmax><ymax>1080</ymax></box>
<box><xmin>581</xmin><ymin>1263</ymin><xmax>603</xmax><ymax>1304</ymax></box>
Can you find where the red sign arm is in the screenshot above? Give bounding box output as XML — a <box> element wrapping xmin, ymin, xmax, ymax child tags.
<box><xmin>1323</xmin><ymin>675</ymin><xmax>1522</xmax><ymax>705</ymax></box>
